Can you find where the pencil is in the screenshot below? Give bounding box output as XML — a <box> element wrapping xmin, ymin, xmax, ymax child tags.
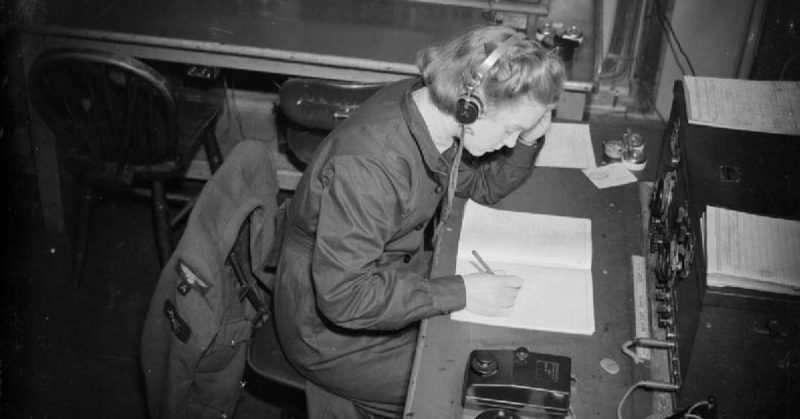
<box><xmin>471</xmin><ymin>250</ymin><xmax>495</xmax><ymax>275</ymax></box>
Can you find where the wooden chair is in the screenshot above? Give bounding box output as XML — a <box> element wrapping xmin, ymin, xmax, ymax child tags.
<box><xmin>27</xmin><ymin>48</ymin><xmax>223</xmax><ymax>286</ymax></box>
<box><xmin>277</xmin><ymin>78</ymin><xmax>385</xmax><ymax>166</ymax></box>
<box><xmin>247</xmin><ymin>306</ymin><xmax>306</xmax><ymax>394</ymax></box>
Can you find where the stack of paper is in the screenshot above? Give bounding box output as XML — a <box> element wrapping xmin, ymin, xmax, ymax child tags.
<box><xmin>450</xmin><ymin>200</ymin><xmax>595</xmax><ymax>335</ymax></box>
<box><xmin>704</xmin><ymin>206</ymin><xmax>800</xmax><ymax>295</ymax></box>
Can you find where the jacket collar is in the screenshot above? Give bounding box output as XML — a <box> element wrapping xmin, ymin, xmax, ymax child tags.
<box><xmin>400</xmin><ymin>78</ymin><xmax>455</xmax><ymax>177</ymax></box>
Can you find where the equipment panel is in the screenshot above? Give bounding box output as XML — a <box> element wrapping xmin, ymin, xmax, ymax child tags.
<box><xmin>646</xmin><ymin>81</ymin><xmax>800</xmax><ymax>416</ymax></box>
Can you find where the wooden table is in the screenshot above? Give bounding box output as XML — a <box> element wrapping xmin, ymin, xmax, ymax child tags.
<box><xmin>403</xmin><ymin>121</ymin><xmax>670</xmax><ymax>418</ymax></box>
<box><xmin>14</xmin><ymin>0</ymin><xmax>598</xmax><ymax>234</ymax></box>
<box><xmin>17</xmin><ymin>0</ymin><xmax>598</xmax><ymax>87</ymax></box>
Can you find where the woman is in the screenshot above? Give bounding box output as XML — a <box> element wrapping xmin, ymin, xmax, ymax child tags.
<box><xmin>273</xmin><ymin>25</ymin><xmax>566</xmax><ymax>418</ymax></box>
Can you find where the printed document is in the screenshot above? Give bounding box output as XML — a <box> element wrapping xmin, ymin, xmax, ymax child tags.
<box><xmin>705</xmin><ymin>206</ymin><xmax>800</xmax><ymax>295</ymax></box>
<box><xmin>683</xmin><ymin>76</ymin><xmax>800</xmax><ymax>136</ymax></box>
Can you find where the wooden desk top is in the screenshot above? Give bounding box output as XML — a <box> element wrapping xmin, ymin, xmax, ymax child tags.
<box><xmin>20</xmin><ymin>0</ymin><xmax>597</xmax><ymax>88</ymax></box>
<box><xmin>404</xmin><ymin>121</ymin><xmax>665</xmax><ymax>418</ymax></box>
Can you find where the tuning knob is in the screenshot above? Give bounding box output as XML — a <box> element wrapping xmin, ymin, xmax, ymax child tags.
<box><xmin>657</xmin><ymin>304</ymin><xmax>674</xmax><ymax>318</ymax></box>
<box><xmin>655</xmin><ymin>291</ymin><xmax>672</xmax><ymax>303</ymax></box>
<box><xmin>471</xmin><ymin>350</ymin><xmax>499</xmax><ymax>377</ymax></box>
<box><xmin>514</xmin><ymin>346</ymin><xmax>530</xmax><ymax>363</ymax></box>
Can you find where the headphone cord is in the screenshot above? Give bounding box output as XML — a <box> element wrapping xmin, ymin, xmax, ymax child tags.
<box><xmin>434</xmin><ymin>125</ymin><xmax>466</xmax><ymax>246</ymax></box>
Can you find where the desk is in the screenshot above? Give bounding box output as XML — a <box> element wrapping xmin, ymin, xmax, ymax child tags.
<box><xmin>15</xmin><ymin>0</ymin><xmax>598</xmax><ymax>234</ymax></box>
<box><xmin>17</xmin><ymin>0</ymin><xmax>597</xmax><ymax>87</ymax></box>
<box><xmin>404</xmin><ymin>122</ymin><xmax>666</xmax><ymax>418</ymax></box>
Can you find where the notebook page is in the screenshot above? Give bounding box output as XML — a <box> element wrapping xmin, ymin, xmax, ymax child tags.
<box><xmin>683</xmin><ymin>76</ymin><xmax>800</xmax><ymax>135</ymax></box>
<box><xmin>450</xmin><ymin>260</ymin><xmax>595</xmax><ymax>335</ymax></box>
<box><xmin>457</xmin><ymin>200</ymin><xmax>592</xmax><ymax>269</ymax></box>
<box><xmin>706</xmin><ymin>206</ymin><xmax>800</xmax><ymax>291</ymax></box>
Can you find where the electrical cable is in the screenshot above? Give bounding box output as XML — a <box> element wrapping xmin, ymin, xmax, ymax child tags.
<box><xmin>433</xmin><ymin>125</ymin><xmax>465</xmax><ymax>247</ymax></box>
<box><xmin>686</xmin><ymin>400</ymin><xmax>711</xmax><ymax>416</ymax></box>
<box><xmin>617</xmin><ymin>380</ymin><xmax>679</xmax><ymax>419</ymax></box>
<box><xmin>651</xmin><ymin>7</ymin><xmax>687</xmax><ymax>78</ymax></box>
<box><xmin>661</xmin><ymin>28</ymin><xmax>688</xmax><ymax>76</ymax></box>
<box><xmin>652</xmin><ymin>0</ymin><xmax>696</xmax><ymax>76</ymax></box>
<box><xmin>617</xmin><ymin>381</ymin><xmax>643</xmax><ymax>419</ymax></box>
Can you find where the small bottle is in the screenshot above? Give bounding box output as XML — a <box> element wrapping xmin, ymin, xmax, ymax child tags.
<box><xmin>622</xmin><ymin>128</ymin><xmax>646</xmax><ymax>171</ymax></box>
<box><xmin>623</xmin><ymin>128</ymin><xmax>645</xmax><ymax>153</ymax></box>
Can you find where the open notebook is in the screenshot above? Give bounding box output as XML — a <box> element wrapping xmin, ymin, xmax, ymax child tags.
<box><xmin>704</xmin><ymin>206</ymin><xmax>800</xmax><ymax>296</ymax></box>
<box><xmin>450</xmin><ymin>200</ymin><xmax>595</xmax><ymax>335</ymax></box>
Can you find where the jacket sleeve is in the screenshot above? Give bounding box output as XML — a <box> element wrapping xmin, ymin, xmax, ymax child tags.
<box><xmin>310</xmin><ymin>155</ymin><xmax>465</xmax><ymax>331</ymax></box>
<box><xmin>456</xmin><ymin>137</ymin><xmax>545</xmax><ymax>205</ymax></box>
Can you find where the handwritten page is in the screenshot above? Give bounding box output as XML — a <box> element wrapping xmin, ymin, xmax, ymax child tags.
<box><xmin>706</xmin><ymin>206</ymin><xmax>800</xmax><ymax>295</ymax></box>
<box><xmin>450</xmin><ymin>200</ymin><xmax>595</xmax><ymax>335</ymax></box>
<box><xmin>683</xmin><ymin>76</ymin><xmax>800</xmax><ymax>136</ymax></box>
<box><xmin>536</xmin><ymin>123</ymin><xmax>597</xmax><ymax>169</ymax></box>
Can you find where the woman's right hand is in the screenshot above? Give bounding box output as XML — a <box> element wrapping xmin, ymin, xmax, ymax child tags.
<box><xmin>462</xmin><ymin>273</ymin><xmax>523</xmax><ymax>317</ymax></box>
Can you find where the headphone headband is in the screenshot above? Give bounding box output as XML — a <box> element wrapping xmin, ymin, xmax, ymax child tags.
<box><xmin>466</xmin><ymin>33</ymin><xmax>523</xmax><ymax>91</ymax></box>
<box><xmin>456</xmin><ymin>32</ymin><xmax>524</xmax><ymax>125</ymax></box>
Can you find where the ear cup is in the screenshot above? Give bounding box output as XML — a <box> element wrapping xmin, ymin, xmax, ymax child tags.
<box><xmin>453</xmin><ymin>33</ymin><xmax>523</xmax><ymax>126</ymax></box>
<box><xmin>455</xmin><ymin>92</ymin><xmax>483</xmax><ymax>125</ymax></box>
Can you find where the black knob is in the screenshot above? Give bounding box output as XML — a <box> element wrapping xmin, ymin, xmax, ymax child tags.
<box><xmin>471</xmin><ymin>350</ymin><xmax>499</xmax><ymax>377</ymax></box>
<box><xmin>514</xmin><ymin>346</ymin><xmax>530</xmax><ymax>362</ymax></box>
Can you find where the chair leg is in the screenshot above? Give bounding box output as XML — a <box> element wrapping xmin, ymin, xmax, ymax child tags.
<box><xmin>169</xmin><ymin>195</ymin><xmax>198</xmax><ymax>229</ymax></box>
<box><xmin>152</xmin><ymin>180</ymin><xmax>172</xmax><ymax>266</ymax></box>
<box><xmin>164</xmin><ymin>130</ymin><xmax>222</xmax><ymax>237</ymax></box>
<box><xmin>71</xmin><ymin>184</ymin><xmax>94</xmax><ymax>288</ymax></box>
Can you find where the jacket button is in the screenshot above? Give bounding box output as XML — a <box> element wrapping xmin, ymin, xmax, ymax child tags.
<box><xmin>403</xmin><ymin>254</ymin><xmax>411</xmax><ymax>263</ymax></box>
<box><xmin>415</xmin><ymin>223</ymin><xmax>424</xmax><ymax>231</ymax></box>
<box><xmin>435</xmin><ymin>185</ymin><xmax>443</xmax><ymax>194</ymax></box>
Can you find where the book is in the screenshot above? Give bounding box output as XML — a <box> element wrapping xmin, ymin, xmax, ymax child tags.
<box><xmin>704</xmin><ymin>206</ymin><xmax>800</xmax><ymax>296</ymax></box>
<box><xmin>683</xmin><ymin>76</ymin><xmax>800</xmax><ymax>136</ymax></box>
<box><xmin>450</xmin><ymin>200</ymin><xmax>595</xmax><ymax>335</ymax></box>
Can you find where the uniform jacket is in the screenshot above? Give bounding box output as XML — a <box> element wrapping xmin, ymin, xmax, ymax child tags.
<box><xmin>141</xmin><ymin>140</ymin><xmax>280</xmax><ymax>419</ymax></box>
<box><xmin>273</xmin><ymin>78</ymin><xmax>544</xmax><ymax>413</ymax></box>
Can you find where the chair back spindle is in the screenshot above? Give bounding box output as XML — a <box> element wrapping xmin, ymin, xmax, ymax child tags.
<box><xmin>29</xmin><ymin>49</ymin><xmax>183</xmax><ymax>184</ymax></box>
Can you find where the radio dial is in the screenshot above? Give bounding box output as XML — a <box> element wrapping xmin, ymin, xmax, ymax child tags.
<box><xmin>470</xmin><ymin>350</ymin><xmax>499</xmax><ymax>377</ymax></box>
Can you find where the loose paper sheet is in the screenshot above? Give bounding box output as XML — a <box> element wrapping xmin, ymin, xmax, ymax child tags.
<box><xmin>582</xmin><ymin>163</ymin><xmax>638</xmax><ymax>189</ymax></box>
<box><xmin>450</xmin><ymin>200</ymin><xmax>595</xmax><ymax>335</ymax></box>
<box><xmin>536</xmin><ymin>123</ymin><xmax>597</xmax><ymax>169</ymax></box>
<box><xmin>706</xmin><ymin>206</ymin><xmax>800</xmax><ymax>295</ymax></box>
<box><xmin>683</xmin><ymin>76</ymin><xmax>800</xmax><ymax>136</ymax></box>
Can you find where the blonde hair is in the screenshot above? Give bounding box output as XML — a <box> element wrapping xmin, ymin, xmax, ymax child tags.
<box><xmin>416</xmin><ymin>25</ymin><xmax>565</xmax><ymax>115</ymax></box>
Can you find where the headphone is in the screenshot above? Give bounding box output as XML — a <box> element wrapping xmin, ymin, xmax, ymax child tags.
<box><xmin>455</xmin><ymin>34</ymin><xmax>523</xmax><ymax>125</ymax></box>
